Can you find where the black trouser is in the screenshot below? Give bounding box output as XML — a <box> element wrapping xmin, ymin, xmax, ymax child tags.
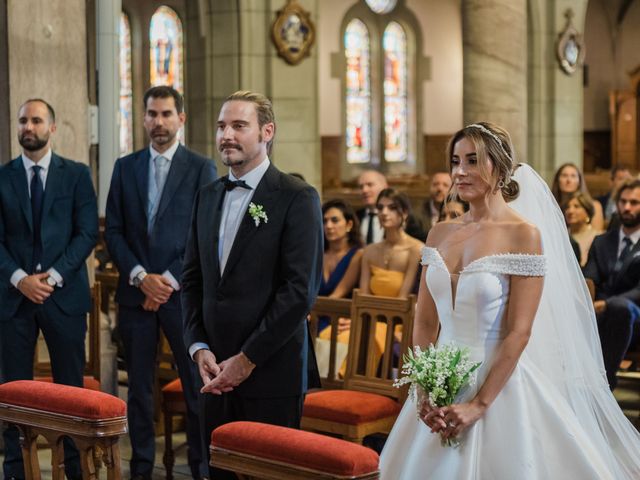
<box><xmin>1</xmin><ymin>300</ymin><xmax>86</xmax><ymax>480</ymax></box>
<box><xmin>202</xmin><ymin>390</ymin><xmax>303</xmax><ymax>480</ymax></box>
<box><xmin>119</xmin><ymin>304</ymin><xmax>207</xmax><ymax>479</ymax></box>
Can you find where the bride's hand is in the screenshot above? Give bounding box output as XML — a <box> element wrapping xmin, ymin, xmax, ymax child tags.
<box><xmin>439</xmin><ymin>400</ymin><xmax>487</xmax><ymax>439</ymax></box>
<box><xmin>417</xmin><ymin>392</ymin><xmax>447</xmax><ymax>433</ymax></box>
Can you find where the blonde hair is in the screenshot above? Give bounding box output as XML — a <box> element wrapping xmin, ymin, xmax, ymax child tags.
<box><xmin>225</xmin><ymin>90</ymin><xmax>276</xmax><ymax>154</ymax></box>
<box><xmin>445</xmin><ymin>121</ymin><xmax>519</xmax><ymax>201</ymax></box>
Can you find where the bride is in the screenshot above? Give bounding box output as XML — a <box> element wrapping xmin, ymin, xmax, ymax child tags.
<box><xmin>379</xmin><ymin>122</ymin><xmax>640</xmax><ymax>479</ymax></box>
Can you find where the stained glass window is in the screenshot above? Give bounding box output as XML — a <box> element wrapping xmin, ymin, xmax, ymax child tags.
<box><xmin>149</xmin><ymin>6</ymin><xmax>183</xmax><ymax>92</ymax></box>
<box><xmin>383</xmin><ymin>21</ymin><xmax>407</xmax><ymax>163</ymax></box>
<box><xmin>345</xmin><ymin>19</ymin><xmax>371</xmax><ymax>164</ymax></box>
<box><xmin>365</xmin><ymin>0</ymin><xmax>397</xmax><ymax>14</ymax></box>
<box><xmin>119</xmin><ymin>12</ymin><xmax>133</xmax><ymax>157</ymax></box>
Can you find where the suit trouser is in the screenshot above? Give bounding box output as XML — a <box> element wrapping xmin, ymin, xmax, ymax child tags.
<box><xmin>597</xmin><ymin>296</ymin><xmax>640</xmax><ymax>389</ymax></box>
<box><xmin>202</xmin><ymin>390</ymin><xmax>303</xmax><ymax>480</ymax></box>
<box><xmin>1</xmin><ymin>299</ymin><xmax>86</xmax><ymax>480</ymax></box>
<box><xmin>118</xmin><ymin>304</ymin><xmax>207</xmax><ymax>479</ymax></box>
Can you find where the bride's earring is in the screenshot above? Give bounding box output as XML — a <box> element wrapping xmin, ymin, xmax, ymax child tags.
<box><xmin>497</xmin><ymin>179</ymin><xmax>506</xmax><ymax>189</ymax></box>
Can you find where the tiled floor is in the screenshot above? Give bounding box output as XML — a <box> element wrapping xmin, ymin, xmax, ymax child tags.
<box><xmin>2</xmin><ymin>379</ymin><xmax>640</xmax><ymax>479</ymax></box>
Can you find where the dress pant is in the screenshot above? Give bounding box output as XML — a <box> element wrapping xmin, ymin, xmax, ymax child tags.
<box><xmin>202</xmin><ymin>391</ymin><xmax>303</xmax><ymax>480</ymax></box>
<box><xmin>118</xmin><ymin>304</ymin><xmax>207</xmax><ymax>479</ymax></box>
<box><xmin>1</xmin><ymin>299</ymin><xmax>86</xmax><ymax>480</ymax></box>
<box><xmin>597</xmin><ymin>296</ymin><xmax>640</xmax><ymax>389</ymax></box>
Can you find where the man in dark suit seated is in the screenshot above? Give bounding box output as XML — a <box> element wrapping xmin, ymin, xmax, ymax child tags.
<box><xmin>105</xmin><ymin>86</ymin><xmax>217</xmax><ymax>480</ymax></box>
<box><xmin>181</xmin><ymin>90</ymin><xmax>323</xmax><ymax>480</ymax></box>
<box><xmin>0</xmin><ymin>99</ymin><xmax>98</xmax><ymax>480</ymax></box>
<box><xmin>356</xmin><ymin>169</ymin><xmax>426</xmax><ymax>243</ymax></box>
<box><xmin>416</xmin><ymin>171</ymin><xmax>452</xmax><ymax>234</ymax></box>
<box><xmin>596</xmin><ymin>165</ymin><xmax>631</xmax><ymax>224</ymax></box>
<box><xmin>584</xmin><ymin>179</ymin><xmax>640</xmax><ymax>390</ymax></box>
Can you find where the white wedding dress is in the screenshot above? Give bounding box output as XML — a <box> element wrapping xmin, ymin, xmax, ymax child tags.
<box><xmin>380</xmin><ymin>164</ymin><xmax>640</xmax><ymax>479</ymax></box>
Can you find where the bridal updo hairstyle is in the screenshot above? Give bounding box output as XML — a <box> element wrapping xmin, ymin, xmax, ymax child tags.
<box><xmin>445</xmin><ymin>121</ymin><xmax>520</xmax><ymax>202</ymax></box>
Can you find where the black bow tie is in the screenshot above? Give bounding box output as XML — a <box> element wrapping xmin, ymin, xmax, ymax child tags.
<box><xmin>223</xmin><ymin>178</ymin><xmax>252</xmax><ymax>191</ymax></box>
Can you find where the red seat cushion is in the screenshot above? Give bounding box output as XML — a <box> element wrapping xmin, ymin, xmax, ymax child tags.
<box><xmin>303</xmin><ymin>390</ymin><xmax>401</xmax><ymax>425</ymax></box>
<box><xmin>211</xmin><ymin>421</ymin><xmax>379</xmax><ymax>477</ymax></box>
<box><xmin>0</xmin><ymin>380</ymin><xmax>126</xmax><ymax>419</ymax></box>
<box><xmin>35</xmin><ymin>376</ymin><xmax>101</xmax><ymax>392</ymax></box>
<box><xmin>161</xmin><ymin>378</ymin><xmax>184</xmax><ymax>403</ymax></box>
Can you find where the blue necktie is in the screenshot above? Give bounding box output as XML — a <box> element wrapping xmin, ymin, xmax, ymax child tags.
<box><xmin>31</xmin><ymin>165</ymin><xmax>44</xmax><ymax>272</ymax></box>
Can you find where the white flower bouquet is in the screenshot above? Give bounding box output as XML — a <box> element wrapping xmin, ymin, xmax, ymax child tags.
<box><xmin>394</xmin><ymin>342</ymin><xmax>481</xmax><ymax>447</ymax></box>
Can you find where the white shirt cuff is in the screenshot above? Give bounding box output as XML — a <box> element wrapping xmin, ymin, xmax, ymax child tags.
<box><xmin>189</xmin><ymin>343</ymin><xmax>210</xmax><ymax>361</ymax></box>
<box><xmin>47</xmin><ymin>268</ymin><xmax>64</xmax><ymax>287</ymax></box>
<box><xmin>10</xmin><ymin>269</ymin><xmax>28</xmax><ymax>289</ymax></box>
<box><xmin>162</xmin><ymin>270</ymin><xmax>180</xmax><ymax>291</ymax></box>
<box><xmin>129</xmin><ymin>265</ymin><xmax>145</xmax><ymax>286</ymax></box>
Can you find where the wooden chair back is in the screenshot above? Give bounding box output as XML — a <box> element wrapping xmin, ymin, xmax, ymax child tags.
<box><xmin>308</xmin><ymin>296</ymin><xmax>352</xmax><ymax>389</ymax></box>
<box><xmin>344</xmin><ymin>289</ymin><xmax>416</xmax><ymax>403</ymax></box>
<box><xmin>34</xmin><ymin>282</ymin><xmax>102</xmax><ymax>382</ymax></box>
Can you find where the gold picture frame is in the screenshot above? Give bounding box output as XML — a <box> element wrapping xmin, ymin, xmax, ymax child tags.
<box><xmin>556</xmin><ymin>9</ymin><xmax>586</xmax><ymax>76</ymax></box>
<box><xmin>271</xmin><ymin>0</ymin><xmax>316</xmax><ymax>65</ymax></box>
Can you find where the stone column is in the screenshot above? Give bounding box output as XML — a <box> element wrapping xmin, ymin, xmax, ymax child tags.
<box><xmin>462</xmin><ymin>0</ymin><xmax>527</xmax><ymax>161</ymax></box>
<box><xmin>97</xmin><ymin>0</ymin><xmax>121</xmax><ymax>215</ymax></box>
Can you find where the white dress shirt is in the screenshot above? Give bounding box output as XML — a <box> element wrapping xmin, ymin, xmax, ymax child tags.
<box><xmin>129</xmin><ymin>140</ymin><xmax>181</xmax><ymax>290</ymax></box>
<box><xmin>360</xmin><ymin>207</ymin><xmax>384</xmax><ymax>244</ymax></box>
<box><xmin>10</xmin><ymin>150</ymin><xmax>64</xmax><ymax>288</ymax></box>
<box><xmin>189</xmin><ymin>157</ymin><xmax>270</xmax><ymax>359</ymax></box>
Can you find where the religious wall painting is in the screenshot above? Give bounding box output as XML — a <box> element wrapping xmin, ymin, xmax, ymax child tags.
<box><xmin>556</xmin><ymin>8</ymin><xmax>585</xmax><ymax>76</ymax></box>
<box><xmin>149</xmin><ymin>6</ymin><xmax>183</xmax><ymax>91</ymax></box>
<box><xmin>345</xmin><ymin>19</ymin><xmax>372</xmax><ymax>164</ymax></box>
<box><xmin>272</xmin><ymin>0</ymin><xmax>316</xmax><ymax>65</ymax></box>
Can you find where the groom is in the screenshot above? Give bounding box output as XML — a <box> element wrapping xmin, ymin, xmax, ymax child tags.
<box><xmin>181</xmin><ymin>91</ymin><xmax>323</xmax><ymax>478</ymax></box>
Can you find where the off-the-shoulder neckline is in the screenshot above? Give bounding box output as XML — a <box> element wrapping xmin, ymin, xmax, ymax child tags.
<box><xmin>421</xmin><ymin>246</ymin><xmax>544</xmax><ymax>276</ymax></box>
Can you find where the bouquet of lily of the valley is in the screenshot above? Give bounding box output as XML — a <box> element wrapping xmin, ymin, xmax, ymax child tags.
<box><xmin>394</xmin><ymin>342</ymin><xmax>482</xmax><ymax>447</ymax></box>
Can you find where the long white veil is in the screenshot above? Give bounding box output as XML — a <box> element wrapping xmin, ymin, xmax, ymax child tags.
<box><xmin>511</xmin><ymin>163</ymin><xmax>640</xmax><ymax>478</ymax></box>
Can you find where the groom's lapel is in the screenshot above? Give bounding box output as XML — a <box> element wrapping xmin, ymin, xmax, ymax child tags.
<box><xmin>209</xmin><ymin>179</ymin><xmax>227</xmax><ymax>282</ymax></box>
<box><xmin>221</xmin><ymin>165</ymin><xmax>280</xmax><ymax>282</ymax></box>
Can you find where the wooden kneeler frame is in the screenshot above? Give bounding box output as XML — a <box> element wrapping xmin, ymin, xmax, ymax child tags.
<box><xmin>0</xmin><ymin>381</ymin><xmax>127</xmax><ymax>480</ymax></box>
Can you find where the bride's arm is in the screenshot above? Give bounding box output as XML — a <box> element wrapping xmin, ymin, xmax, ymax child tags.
<box><xmin>413</xmin><ymin>265</ymin><xmax>439</xmax><ymax>347</ymax></box>
<box><xmin>440</xmin><ymin>225</ymin><xmax>543</xmax><ymax>439</ymax></box>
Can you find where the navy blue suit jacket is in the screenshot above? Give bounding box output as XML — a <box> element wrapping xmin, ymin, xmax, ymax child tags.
<box><xmin>104</xmin><ymin>145</ymin><xmax>217</xmax><ymax>308</ymax></box>
<box><xmin>182</xmin><ymin>164</ymin><xmax>323</xmax><ymax>397</ymax></box>
<box><xmin>0</xmin><ymin>154</ymin><xmax>98</xmax><ymax>320</ymax></box>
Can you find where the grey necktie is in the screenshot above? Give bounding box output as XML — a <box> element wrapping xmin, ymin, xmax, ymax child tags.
<box><xmin>154</xmin><ymin>155</ymin><xmax>169</xmax><ymax>194</ymax></box>
<box><xmin>148</xmin><ymin>155</ymin><xmax>169</xmax><ymax>231</ymax></box>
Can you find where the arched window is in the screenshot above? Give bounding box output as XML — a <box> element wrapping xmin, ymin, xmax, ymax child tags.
<box><xmin>119</xmin><ymin>12</ymin><xmax>133</xmax><ymax>157</ymax></box>
<box><xmin>345</xmin><ymin>19</ymin><xmax>372</xmax><ymax>164</ymax></box>
<box><xmin>149</xmin><ymin>6</ymin><xmax>184</xmax><ymax>92</ymax></box>
<box><xmin>383</xmin><ymin>21</ymin><xmax>407</xmax><ymax>163</ymax></box>
<box><xmin>342</xmin><ymin>4</ymin><xmax>418</xmax><ymax>169</ymax></box>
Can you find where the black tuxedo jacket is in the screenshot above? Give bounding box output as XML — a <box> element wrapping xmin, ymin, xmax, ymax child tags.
<box><xmin>104</xmin><ymin>145</ymin><xmax>217</xmax><ymax>308</ymax></box>
<box><xmin>182</xmin><ymin>164</ymin><xmax>323</xmax><ymax>398</ymax></box>
<box><xmin>584</xmin><ymin>229</ymin><xmax>640</xmax><ymax>305</ymax></box>
<box><xmin>0</xmin><ymin>154</ymin><xmax>98</xmax><ymax>320</ymax></box>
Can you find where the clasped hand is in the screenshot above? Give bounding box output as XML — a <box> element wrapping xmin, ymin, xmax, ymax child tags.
<box><xmin>195</xmin><ymin>349</ymin><xmax>255</xmax><ymax>395</ymax></box>
<box><xmin>419</xmin><ymin>396</ymin><xmax>486</xmax><ymax>440</ymax></box>
<box><xmin>140</xmin><ymin>274</ymin><xmax>173</xmax><ymax>311</ymax></box>
<box><xmin>18</xmin><ymin>273</ymin><xmax>54</xmax><ymax>304</ymax></box>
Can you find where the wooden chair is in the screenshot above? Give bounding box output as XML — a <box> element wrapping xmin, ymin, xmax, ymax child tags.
<box><xmin>0</xmin><ymin>380</ymin><xmax>127</xmax><ymax>480</ymax></box>
<box><xmin>210</xmin><ymin>421</ymin><xmax>380</xmax><ymax>480</ymax></box>
<box><xmin>161</xmin><ymin>377</ymin><xmax>184</xmax><ymax>480</ymax></box>
<box><xmin>33</xmin><ymin>282</ymin><xmax>102</xmax><ymax>390</ymax></box>
<box><xmin>309</xmin><ymin>297</ymin><xmax>352</xmax><ymax>390</ymax></box>
<box><xmin>302</xmin><ymin>289</ymin><xmax>416</xmax><ymax>443</ymax></box>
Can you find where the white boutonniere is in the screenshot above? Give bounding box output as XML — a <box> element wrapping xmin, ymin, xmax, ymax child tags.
<box><xmin>248</xmin><ymin>202</ymin><xmax>268</xmax><ymax>227</ymax></box>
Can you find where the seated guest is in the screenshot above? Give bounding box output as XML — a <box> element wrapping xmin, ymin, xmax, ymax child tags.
<box><xmin>551</xmin><ymin>162</ymin><xmax>604</xmax><ymax>230</ymax></box>
<box><xmin>419</xmin><ymin>171</ymin><xmax>452</xmax><ymax>232</ymax></box>
<box><xmin>318</xmin><ymin>199</ymin><xmax>363</xmax><ymax>331</ymax></box>
<box><xmin>563</xmin><ymin>192</ymin><xmax>602</xmax><ymax>266</ymax></box>
<box><xmin>356</xmin><ymin>169</ymin><xmax>426</xmax><ymax>244</ymax></box>
<box><xmin>360</xmin><ymin>188</ymin><xmax>423</xmax><ymax>298</ymax></box>
<box><xmin>597</xmin><ymin>165</ymin><xmax>632</xmax><ymax>222</ymax></box>
<box><xmin>438</xmin><ymin>199</ymin><xmax>467</xmax><ymax>222</ymax></box>
<box><xmin>584</xmin><ymin>179</ymin><xmax>640</xmax><ymax>389</ymax></box>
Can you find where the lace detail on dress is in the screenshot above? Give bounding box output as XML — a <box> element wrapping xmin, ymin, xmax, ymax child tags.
<box><xmin>421</xmin><ymin>246</ymin><xmax>448</xmax><ymax>270</ymax></box>
<box><xmin>463</xmin><ymin>254</ymin><xmax>546</xmax><ymax>277</ymax></box>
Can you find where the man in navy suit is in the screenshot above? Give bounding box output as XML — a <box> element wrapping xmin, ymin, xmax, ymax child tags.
<box><xmin>585</xmin><ymin>179</ymin><xmax>640</xmax><ymax>390</ymax></box>
<box><xmin>0</xmin><ymin>99</ymin><xmax>98</xmax><ymax>480</ymax></box>
<box><xmin>181</xmin><ymin>91</ymin><xmax>323</xmax><ymax>479</ymax></box>
<box><xmin>105</xmin><ymin>86</ymin><xmax>216</xmax><ymax>480</ymax></box>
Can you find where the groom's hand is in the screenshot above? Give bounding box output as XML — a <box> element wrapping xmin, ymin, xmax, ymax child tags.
<box><xmin>195</xmin><ymin>349</ymin><xmax>221</xmax><ymax>391</ymax></box>
<box><xmin>201</xmin><ymin>352</ymin><xmax>255</xmax><ymax>395</ymax></box>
